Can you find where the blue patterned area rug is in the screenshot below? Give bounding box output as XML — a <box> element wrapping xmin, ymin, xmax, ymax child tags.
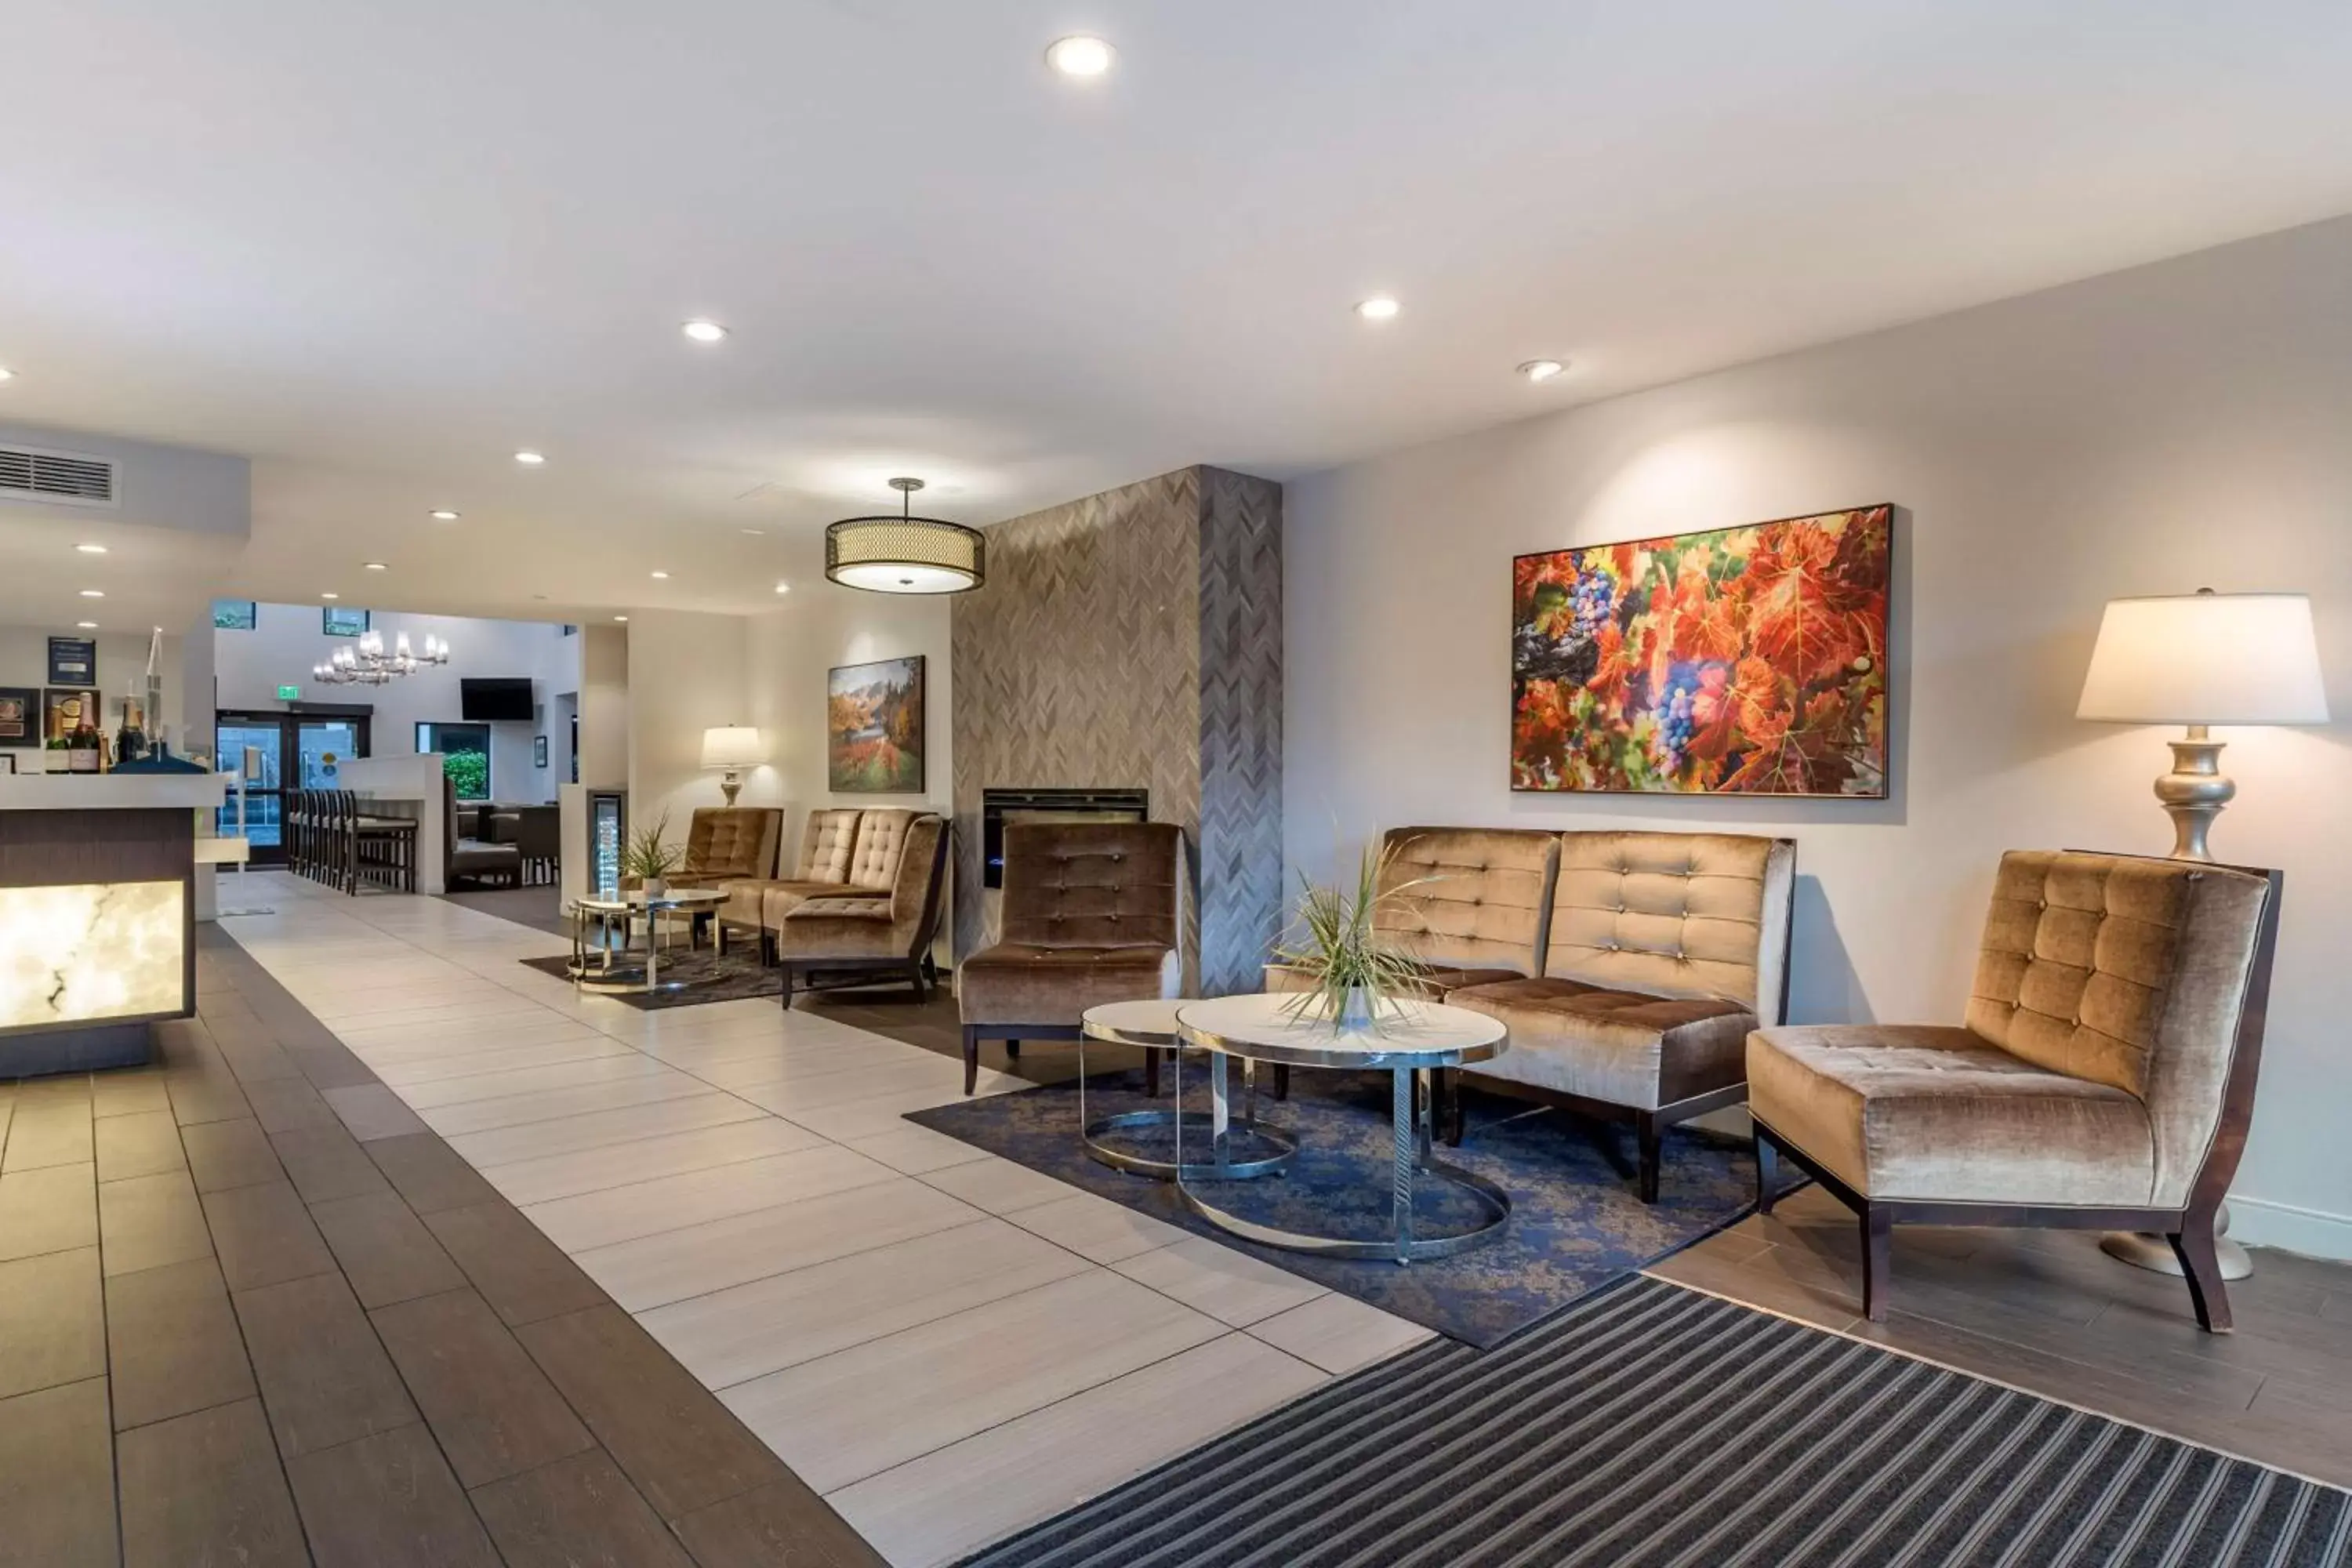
<box><xmin>906</xmin><ymin>1065</ymin><xmax>1790</xmax><ymax>1348</ymax></box>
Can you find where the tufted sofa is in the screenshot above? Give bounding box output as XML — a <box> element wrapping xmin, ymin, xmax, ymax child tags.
<box><xmin>775</xmin><ymin>813</ymin><xmax>952</xmax><ymax>1004</ymax></box>
<box><xmin>1747</xmin><ymin>850</ymin><xmax>2281</xmax><ymax>1330</ymax></box>
<box><xmin>714</xmin><ymin>808</ymin><xmax>916</xmax><ymax>960</ymax></box>
<box><xmin>956</xmin><ymin>820</ymin><xmax>1185</xmax><ymax>1095</ymax></box>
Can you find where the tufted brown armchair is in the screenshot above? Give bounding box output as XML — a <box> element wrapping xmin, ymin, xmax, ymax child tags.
<box><xmin>1747</xmin><ymin>849</ymin><xmax>2281</xmax><ymax>1330</ymax></box>
<box><xmin>627</xmin><ymin>807</ymin><xmax>780</xmax><ymax>946</ymax></box>
<box><xmin>1445</xmin><ymin>830</ymin><xmax>1798</xmax><ymax>1203</ymax></box>
<box><xmin>715</xmin><ymin>808</ymin><xmax>889</xmax><ymax>959</ymax></box>
<box><xmin>1266</xmin><ymin>827</ymin><xmax>1561</xmax><ymax>996</ymax></box>
<box><xmin>956</xmin><ymin>821</ymin><xmax>1185</xmax><ymax>1095</ymax></box>
<box><xmin>775</xmin><ymin>814</ymin><xmax>951</xmax><ymax>1004</ymax></box>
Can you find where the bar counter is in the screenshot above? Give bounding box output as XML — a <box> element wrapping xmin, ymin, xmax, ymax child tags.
<box><xmin>0</xmin><ymin>773</ymin><xmax>227</xmax><ymax>1075</ymax></box>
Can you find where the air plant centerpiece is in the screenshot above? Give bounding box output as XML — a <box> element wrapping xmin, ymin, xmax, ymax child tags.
<box><xmin>1273</xmin><ymin>839</ymin><xmax>1431</xmax><ymax>1031</ymax></box>
<box><xmin>621</xmin><ymin>814</ymin><xmax>681</xmax><ymax>898</ymax></box>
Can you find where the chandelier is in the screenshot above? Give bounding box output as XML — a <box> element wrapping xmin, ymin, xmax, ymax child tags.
<box><xmin>825</xmin><ymin>477</ymin><xmax>985</xmax><ymax>594</ymax></box>
<box><xmin>312</xmin><ymin>630</ymin><xmax>450</xmax><ymax>686</ymax></box>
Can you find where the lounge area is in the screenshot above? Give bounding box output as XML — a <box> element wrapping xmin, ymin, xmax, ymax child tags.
<box><xmin>5</xmin><ymin>9</ymin><xmax>2352</xmax><ymax>1567</ymax></box>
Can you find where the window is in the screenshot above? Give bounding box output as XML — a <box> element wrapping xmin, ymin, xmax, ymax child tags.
<box><xmin>322</xmin><ymin>606</ymin><xmax>370</xmax><ymax>637</ymax></box>
<box><xmin>416</xmin><ymin>721</ymin><xmax>492</xmax><ymax>800</ymax></box>
<box><xmin>212</xmin><ymin>600</ymin><xmax>257</xmax><ymax>630</ymax></box>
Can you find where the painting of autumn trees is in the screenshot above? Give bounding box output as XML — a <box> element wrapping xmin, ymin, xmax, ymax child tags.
<box><xmin>1511</xmin><ymin>506</ymin><xmax>1891</xmax><ymax>797</ymax></box>
<box><xmin>828</xmin><ymin>655</ymin><xmax>926</xmax><ymax>793</ymax></box>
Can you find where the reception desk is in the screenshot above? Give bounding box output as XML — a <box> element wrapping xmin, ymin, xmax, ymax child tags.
<box><xmin>0</xmin><ymin>773</ymin><xmax>227</xmax><ymax>1075</ymax></box>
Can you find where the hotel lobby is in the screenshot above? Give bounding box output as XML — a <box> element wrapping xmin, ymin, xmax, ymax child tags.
<box><xmin>4</xmin><ymin>5</ymin><xmax>2352</xmax><ymax>1566</ymax></box>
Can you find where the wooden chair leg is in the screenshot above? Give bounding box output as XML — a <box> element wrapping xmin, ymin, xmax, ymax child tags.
<box><xmin>1272</xmin><ymin>1064</ymin><xmax>1290</xmax><ymax>1101</ymax></box>
<box><xmin>1436</xmin><ymin>1068</ymin><xmax>1465</xmax><ymax>1147</ymax></box>
<box><xmin>1754</xmin><ymin>1125</ymin><xmax>1780</xmax><ymax>1214</ymax></box>
<box><xmin>1004</xmin><ymin>1039</ymin><xmax>1021</xmax><ymax>1061</ymax></box>
<box><xmin>779</xmin><ymin>967</ymin><xmax>794</xmax><ymax>1011</ymax></box>
<box><xmin>961</xmin><ymin>1025</ymin><xmax>981</xmax><ymax>1096</ymax></box>
<box><xmin>2168</xmin><ymin>1205</ymin><xmax>2234</xmax><ymax>1333</ymax></box>
<box><xmin>1860</xmin><ymin>1203</ymin><xmax>1893</xmax><ymax>1322</ymax></box>
<box><xmin>1145</xmin><ymin>1047</ymin><xmax>1162</xmax><ymax>1098</ymax></box>
<box><xmin>1636</xmin><ymin>1114</ymin><xmax>1663</xmax><ymax>1204</ymax></box>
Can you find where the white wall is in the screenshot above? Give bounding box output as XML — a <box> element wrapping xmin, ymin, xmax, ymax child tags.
<box><xmin>1286</xmin><ymin>215</ymin><xmax>2352</xmax><ymax>1258</ymax></box>
<box><xmin>624</xmin><ymin>610</ymin><xmax>755</xmax><ymax>847</ymax></box>
<box><xmin>577</xmin><ymin>624</ymin><xmax>628</xmax><ymax>788</ymax></box>
<box><xmin>212</xmin><ymin>604</ymin><xmax>579</xmax><ymax>803</ymax></box>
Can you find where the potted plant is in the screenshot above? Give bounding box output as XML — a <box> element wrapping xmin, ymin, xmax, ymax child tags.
<box><xmin>1272</xmin><ymin>838</ymin><xmax>1431</xmax><ymax>1030</ymax></box>
<box><xmin>622</xmin><ymin>814</ymin><xmax>681</xmax><ymax>898</ymax></box>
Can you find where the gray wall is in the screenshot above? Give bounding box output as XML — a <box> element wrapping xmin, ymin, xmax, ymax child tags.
<box><xmin>952</xmin><ymin>466</ymin><xmax>1282</xmax><ymax>994</ymax></box>
<box><xmin>1284</xmin><ymin>214</ymin><xmax>2352</xmax><ymax>1258</ymax></box>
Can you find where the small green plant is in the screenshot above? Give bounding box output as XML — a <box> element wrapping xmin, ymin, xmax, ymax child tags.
<box><xmin>1272</xmin><ymin>837</ymin><xmax>1432</xmax><ymax>1029</ymax></box>
<box><xmin>622</xmin><ymin>815</ymin><xmax>681</xmax><ymax>884</ymax></box>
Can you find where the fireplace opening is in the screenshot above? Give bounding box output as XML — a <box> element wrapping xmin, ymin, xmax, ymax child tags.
<box><xmin>980</xmin><ymin>787</ymin><xmax>1150</xmax><ymax>887</ymax></box>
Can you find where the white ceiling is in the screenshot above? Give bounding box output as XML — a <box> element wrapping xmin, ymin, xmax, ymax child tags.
<box><xmin>5</xmin><ymin>0</ymin><xmax>2352</xmax><ymax>626</ymax></box>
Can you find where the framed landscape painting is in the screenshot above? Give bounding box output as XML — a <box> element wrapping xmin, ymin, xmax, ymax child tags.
<box><xmin>828</xmin><ymin>655</ymin><xmax>926</xmax><ymax>793</ymax></box>
<box><xmin>1512</xmin><ymin>505</ymin><xmax>1892</xmax><ymax>797</ymax></box>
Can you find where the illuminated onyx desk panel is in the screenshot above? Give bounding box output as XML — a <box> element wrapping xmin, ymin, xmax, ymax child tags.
<box><xmin>0</xmin><ymin>774</ymin><xmax>226</xmax><ymax>1076</ymax></box>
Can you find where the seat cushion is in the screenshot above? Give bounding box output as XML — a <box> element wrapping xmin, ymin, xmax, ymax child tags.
<box><xmin>1748</xmin><ymin>1024</ymin><xmax>2156</xmax><ymax>1206</ymax></box>
<box><xmin>1448</xmin><ymin>977</ymin><xmax>1754</xmax><ymax>1110</ymax></box>
<box><xmin>758</xmin><ymin>880</ymin><xmax>876</xmax><ymax>930</ymax></box>
<box><xmin>780</xmin><ymin>898</ymin><xmax>899</xmax><ymax>960</ymax></box>
<box><xmin>1262</xmin><ymin>960</ymin><xmax>1525</xmax><ymax>999</ymax></box>
<box><xmin>958</xmin><ymin>943</ymin><xmax>1179</xmax><ymax>1026</ymax></box>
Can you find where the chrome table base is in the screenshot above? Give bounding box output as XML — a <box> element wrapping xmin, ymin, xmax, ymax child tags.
<box><xmin>1077</xmin><ymin>1034</ymin><xmax>1297</xmax><ymax>1182</ymax></box>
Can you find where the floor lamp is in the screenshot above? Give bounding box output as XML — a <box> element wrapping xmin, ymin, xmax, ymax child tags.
<box><xmin>2075</xmin><ymin>588</ymin><xmax>2329</xmax><ymax>1278</ymax></box>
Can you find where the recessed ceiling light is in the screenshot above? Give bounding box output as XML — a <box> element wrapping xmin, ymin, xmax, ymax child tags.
<box><xmin>429</xmin><ymin>508</ymin><xmax>460</xmax><ymax>521</ymax></box>
<box><xmin>75</xmin><ymin>543</ymin><xmax>107</xmax><ymax>554</ymax></box>
<box><xmin>1518</xmin><ymin>358</ymin><xmax>1566</xmax><ymax>383</ymax></box>
<box><xmin>681</xmin><ymin>319</ymin><xmax>728</xmax><ymax>343</ymax></box>
<box><xmin>321</xmin><ymin>592</ymin><xmax>339</xmax><ymax>601</ymax></box>
<box><xmin>76</xmin><ymin>621</ymin><xmax>97</xmax><ymax>630</ymax></box>
<box><xmin>0</xmin><ymin>367</ymin><xmax>13</xmax><ymax>383</ymax></box>
<box><xmin>514</xmin><ymin>451</ymin><xmax>546</xmax><ymax>466</ymax></box>
<box><xmin>1045</xmin><ymin>34</ymin><xmax>1115</xmax><ymax>77</ymax></box>
<box><xmin>1355</xmin><ymin>296</ymin><xmax>1401</xmax><ymax>321</ymax></box>
<box><xmin>739</xmin><ymin>528</ymin><xmax>765</xmax><ymax>537</ymax></box>
<box><xmin>364</xmin><ymin>562</ymin><xmax>387</xmax><ymax>572</ymax></box>
<box><xmin>774</xmin><ymin>582</ymin><xmax>790</xmax><ymax>595</ymax></box>
<box><xmin>650</xmin><ymin>570</ymin><xmax>669</xmax><ymax>580</ymax></box>
<box><xmin>78</xmin><ymin>589</ymin><xmax>103</xmax><ymax>598</ymax></box>
<box><xmin>614</xmin><ymin>615</ymin><xmax>629</xmax><ymax>622</ymax></box>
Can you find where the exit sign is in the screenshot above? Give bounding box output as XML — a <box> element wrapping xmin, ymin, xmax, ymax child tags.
<box><xmin>277</xmin><ymin>684</ymin><xmax>301</xmax><ymax>701</ymax></box>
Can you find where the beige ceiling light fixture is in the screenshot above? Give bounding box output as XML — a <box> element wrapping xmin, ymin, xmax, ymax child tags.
<box><xmin>614</xmin><ymin>615</ymin><xmax>629</xmax><ymax>622</ymax></box>
<box><xmin>650</xmin><ymin>570</ymin><xmax>670</xmax><ymax>579</ymax></box>
<box><xmin>76</xmin><ymin>620</ymin><xmax>97</xmax><ymax>630</ymax></box>
<box><xmin>514</xmin><ymin>450</ymin><xmax>546</xmax><ymax>466</ymax></box>
<box><xmin>774</xmin><ymin>582</ymin><xmax>790</xmax><ymax>595</ymax></box>
<box><xmin>76</xmin><ymin>543</ymin><xmax>107</xmax><ymax>554</ymax></box>
<box><xmin>429</xmin><ymin>508</ymin><xmax>460</xmax><ymax>521</ymax></box>
<box><xmin>682</xmin><ymin>319</ymin><xmax>728</xmax><ymax>343</ymax></box>
<box><xmin>826</xmin><ymin>477</ymin><xmax>985</xmax><ymax>594</ymax></box>
<box><xmin>364</xmin><ymin>561</ymin><xmax>387</xmax><ymax>572</ymax></box>
<box><xmin>1045</xmin><ymin>34</ymin><xmax>1115</xmax><ymax>77</ymax></box>
<box><xmin>78</xmin><ymin>589</ymin><xmax>103</xmax><ymax>598</ymax></box>
<box><xmin>1518</xmin><ymin>358</ymin><xmax>1566</xmax><ymax>383</ymax></box>
<box><xmin>1356</xmin><ymin>296</ymin><xmax>1401</xmax><ymax>321</ymax></box>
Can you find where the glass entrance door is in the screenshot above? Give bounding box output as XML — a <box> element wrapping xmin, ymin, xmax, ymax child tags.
<box><xmin>215</xmin><ymin>713</ymin><xmax>372</xmax><ymax>865</ymax></box>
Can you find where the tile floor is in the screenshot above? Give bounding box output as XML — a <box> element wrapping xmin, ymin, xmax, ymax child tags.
<box><xmin>216</xmin><ymin>873</ymin><xmax>1432</xmax><ymax>1567</ymax></box>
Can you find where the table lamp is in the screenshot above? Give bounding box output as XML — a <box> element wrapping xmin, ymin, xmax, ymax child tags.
<box><xmin>2077</xmin><ymin>587</ymin><xmax>2328</xmax><ymax>1280</ymax></box>
<box><xmin>699</xmin><ymin>725</ymin><xmax>767</xmax><ymax>807</ymax></box>
<box><xmin>2075</xmin><ymin>589</ymin><xmax>2328</xmax><ymax>861</ymax></box>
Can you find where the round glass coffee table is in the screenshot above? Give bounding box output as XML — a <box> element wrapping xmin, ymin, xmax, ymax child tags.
<box><xmin>1174</xmin><ymin>993</ymin><xmax>1511</xmax><ymax>1264</ymax></box>
<box><xmin>565</xmin><ymin>887</ymin><xmax>729</xmax><ymax>995</ymax></box>
<box><xmin>1078</xmin><ymin>1000</ymin><xmax>1296</xmax><ymax>1181</ymax></box>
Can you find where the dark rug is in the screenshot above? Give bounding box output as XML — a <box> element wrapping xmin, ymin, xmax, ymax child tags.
<box><xmin>520</xmin><ymin>945</ymin><xmax>779</xmax><ymax>1008</ymax></box>
<box><xmin>956</xmin><ymin>1276</ymin><xmax>2352</xmax><ymax>1568</ymax></box>
<box><xmin>906</xmin><ymin>1064</ymin><xmax>1788</xmax><ymax>1348</ymax></box>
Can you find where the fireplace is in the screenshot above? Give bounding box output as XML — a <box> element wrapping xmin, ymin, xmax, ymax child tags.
<box><xmin>980</xmin><ymin>787</ymin><xmax>1149</xmax><ymax>887</ymax></box>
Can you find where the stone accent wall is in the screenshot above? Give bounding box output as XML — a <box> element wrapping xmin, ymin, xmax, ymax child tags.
<box><xmin>950</xmin><ymin>466</ymin><xmax>1282</xmax><ymax>995</ymax></box>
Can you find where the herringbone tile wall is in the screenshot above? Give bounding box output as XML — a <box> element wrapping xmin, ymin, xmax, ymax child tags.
<box><xmin>950</xmin><ymin>466</ymin><xmax>1282</xmax><ymax>996</ymax></box>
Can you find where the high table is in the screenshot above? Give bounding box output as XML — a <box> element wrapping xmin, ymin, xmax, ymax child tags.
<box><xmin>1174</xmin><ymin>992</ymin><xmax>1512</xmax><ymax>1264</ymax></box>
<box><xmin>0</xmin><ymin>772</ymin><xmax>227</xmax><ymax>1075</ymax></box>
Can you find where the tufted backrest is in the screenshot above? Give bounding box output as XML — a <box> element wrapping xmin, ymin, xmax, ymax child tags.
<box><xmin>846</xmin><ymin>808</ymin><xmax>919</xmax><ymax>891</ymax></box>
<box><xmin>1544</xmin><ymin>832</ymin><xmax>1797</xmax><ymax>1021</ymax></box>
<box><xmin>683</xmin><ymin>808</ymin><xmax>781</xmax><ymax>881</ymax></box>
<box><xmin>795</xmin><ymin>808</ymin><xmax>863</xmax><ymax>881</ymax></box>
<box><xmin>1967</xmin><ymin>849</ymin><xmax>2272</xmax><ymax>1207</ymax></box>
<box><xmin>1000</xmin><ymin>821</ymin><xmax>1183</xmax><ymax>953</ymax></box>
<box><xmin>1374</xmin><ymin>828</ymin><xmax>1560</xmax><ymax>978</ymax></box>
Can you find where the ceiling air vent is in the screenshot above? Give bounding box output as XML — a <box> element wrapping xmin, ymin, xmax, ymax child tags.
<box><xmin>0</xmin><ymin>444</ymin><xmax>120</xmax><ymax>509</ymax></box>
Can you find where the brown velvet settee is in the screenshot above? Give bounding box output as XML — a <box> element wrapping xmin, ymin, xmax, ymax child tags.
<box><xmin>956</xmin><ymin>821</ymin><xmax>1185</xmax><ymax>1095</ymax></box>
<box><xmin>1270</xmin><ymin>826</ymin><xmax>1796</xmax><ymax>1203</ymax></box>
<box><xmin>1748</xmin><ymin>849</ymin><xmax>2281</xmax><ymax>1331</ymax></box>
<box><xmin>715</xmin><ymin>808</ymin><xmax>918</xmax><ymax>959</ymax></box>
<box><xmin>775</xmin><ymin>813</ymin><xmax>951</xmax><ymax>1004</ymax></box>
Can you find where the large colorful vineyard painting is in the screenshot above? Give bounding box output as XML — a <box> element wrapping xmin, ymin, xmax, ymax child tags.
<box><xmin>1511</xmin><ymin>505</ymin><xmax>1892</xmax><ymax>797</ymax></box>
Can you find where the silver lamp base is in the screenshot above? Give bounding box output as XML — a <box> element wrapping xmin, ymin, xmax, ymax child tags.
<box><xmin>2100</xmin><ymin>1202</ymin><xmax>2253</xmax><ymax>1280</ymax></box>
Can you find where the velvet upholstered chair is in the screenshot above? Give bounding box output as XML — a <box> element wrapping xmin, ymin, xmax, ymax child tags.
<box><xmin>775</xmin><ymin>813</ymin><xmax>951</xmax><ymax>1004</ymax></box>
<box><xmin>956</xmin><ymin>821</ymin><xmax>1185</xmax><ymax>1095</ymax></box>
<box><xmin>1748</xmin><ymin>849</ymin><xmax>2282</xmax><ymax>1331</ymax></box>
<box><xmin>716</xmin><ymin>808</ymin><xmax>909</xmax><ymax>959</ymax></box>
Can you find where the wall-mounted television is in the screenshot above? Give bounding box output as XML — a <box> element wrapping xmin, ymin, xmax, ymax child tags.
<box><xmin>459</xmin><ymin>678</ymin><xmax>535</xmax><ymax>722</ymax></box>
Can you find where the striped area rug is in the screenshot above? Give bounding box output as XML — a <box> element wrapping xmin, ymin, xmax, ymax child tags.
<box><xmin>957</xmin><ymin>1278</ymin><xmax>2352</xmax><ymax>1568</ymax></box>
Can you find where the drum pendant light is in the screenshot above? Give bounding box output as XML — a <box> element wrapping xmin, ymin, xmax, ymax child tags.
<box><xmin>824</xmin><ymin>477</ymin><xmax>985</xmax><ymax>594</ymax></box>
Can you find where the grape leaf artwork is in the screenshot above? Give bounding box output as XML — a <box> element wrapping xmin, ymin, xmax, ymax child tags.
<box><xmin>1511</xmin><ymin>506</ymin><xmax>1892</xmax><ymax>797</ymax></box>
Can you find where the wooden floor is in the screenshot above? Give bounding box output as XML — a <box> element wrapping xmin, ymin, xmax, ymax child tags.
<box><xmin>0</xmin><ymin>929</ymin><xmax>882</xmax><ymax>1568</ymax></box>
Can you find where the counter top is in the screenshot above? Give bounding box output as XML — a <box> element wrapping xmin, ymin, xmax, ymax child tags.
<box><xmin>0</xmin><ymin>774</ymin><xmax>228</xmax><ymax>811</ymax></box>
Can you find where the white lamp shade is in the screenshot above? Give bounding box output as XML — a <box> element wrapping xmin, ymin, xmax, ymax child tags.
<box><xmin>699</xmin><ymin>725</ymin><xmax>768</xmax><ymax>770</ymax></box>
<box><xmin>2077</xmin><ymin>593</ymin><xmax>2329</xmax><ymax>725</ymax></box>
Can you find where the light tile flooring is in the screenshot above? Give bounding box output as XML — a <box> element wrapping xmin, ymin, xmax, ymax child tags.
<box><xmin>220</xmin><ymin>873</ymin><xmax>1431</xmax><ymax>1567</ymax></box>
